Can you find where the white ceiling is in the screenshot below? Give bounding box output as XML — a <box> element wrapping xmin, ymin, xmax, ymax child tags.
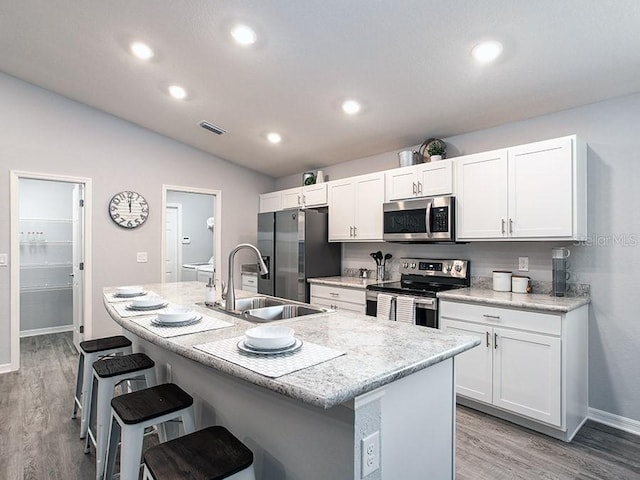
<box><xmin>1</xmin><ymin>1</ymin><xmax>640</xmax><ymax>178</ymax></box>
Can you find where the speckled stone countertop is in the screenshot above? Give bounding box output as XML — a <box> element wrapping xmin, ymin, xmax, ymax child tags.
<box><xmin>307</xmin><ymin>276</ymin><xmax>387</xmax><ymax>289</ymax></box>
<box><xmin>104</xmin><ymin>282</ymin><xmax>479</xmax><ymax>409</ymax></box>
<box><xmin>437</xmin><ymin>287</ymin><xmax>590</xmax><ymax>313</ymax></box>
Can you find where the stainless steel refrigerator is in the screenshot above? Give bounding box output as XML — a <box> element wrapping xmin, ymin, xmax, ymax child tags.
<box><xmin>258</xmin><ymin>208</ymin><xmax>341</xmax><ymax>303</ymax></box>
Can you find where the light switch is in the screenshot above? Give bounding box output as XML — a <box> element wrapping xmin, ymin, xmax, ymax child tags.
<box><xmin>0</xmin><ymin>253</ymin><xmax>7</xmax><ymax>266</ymax></box>
<box><xmin>182</xmin><ymin>236</ymin><xmax>191</xmax><ymax>245</ymax></box>
<box><xmin>137</xmin><ymin>252</ymin><xmax>148</xmax><ymax>263</ymax></box>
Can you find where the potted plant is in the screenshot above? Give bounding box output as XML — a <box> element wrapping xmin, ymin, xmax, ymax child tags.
<box><xmin>427</xmin><ymin>139</ymin><xmax>446</xmax><ymax>161</ymax></box>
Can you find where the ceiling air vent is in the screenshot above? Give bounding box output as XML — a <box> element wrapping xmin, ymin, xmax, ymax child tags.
<box><xmin>199</xmin><ymin>121</ymin><xmax>228</xmax><ymax>135</ymax></box>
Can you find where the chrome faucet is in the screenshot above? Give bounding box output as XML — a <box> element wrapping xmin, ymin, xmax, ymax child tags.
<box><xmin>225</xmin><ymin>243</ymin><xmax>268</xmax><ymax>312</ymax></box>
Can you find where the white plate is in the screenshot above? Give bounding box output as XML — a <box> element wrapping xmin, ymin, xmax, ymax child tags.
<box><xmin>245</xmin><ymin>325</ymin><xmax>295</xmax><ymax>350</ymax></box>
<box><xmin>151</xmin><ymin>314</ymin><xmax>202</xmax><ymax>327</ymax></box>
<box><xmin>132</xmin><ymin>295</ymin><xmax>164</xmax><ymax>308</ymax></box>
<box><xmin>237</xmin><ymin>338</ymin><xmax>303</xmax><ymax>355</ymax></box>
<box><xmin>157</xmin><ymin>306</ymin><xmax>195</xmax><ymax>323</ymax></box>
<box><xmin>115</xmin><ymin>285</ymin><xmax>145</xmax><ymax>296</ymax></box>
<box><xmin>126</xmin><ymin>302</ymin><xmax>168</xmax><ymax>311</ymax></box>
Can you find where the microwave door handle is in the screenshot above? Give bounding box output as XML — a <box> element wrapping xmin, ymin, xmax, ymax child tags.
<box><xmin>425</xmin><ymin>201</ymin><xmax>432</xmax><ymax>237</ymax></box>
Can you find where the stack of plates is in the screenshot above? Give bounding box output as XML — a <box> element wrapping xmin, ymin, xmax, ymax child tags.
<box><xmin>126</xmin><ymin>296</ymin><xmax>167</xmax><ymax>311</ymax></box>
<box><xmin>114</xmin><ymin>286</ymin><xmax>146</xmax><ymax>298</ymax></box>
<box><xmin>238</xmin><ymin>325</ymin><xmax>302</xmax><ymax>355</ymax></box>
<box><xmin>152</xmin><ymin>306</ymin><xmax>201</xmax><ymax>327</ymax></box>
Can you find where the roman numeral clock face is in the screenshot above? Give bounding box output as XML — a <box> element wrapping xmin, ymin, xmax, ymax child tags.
<box><xmin>109</xmin><ymin>191</ymin><xmax>149</xmax><ymax>229</ymax></box>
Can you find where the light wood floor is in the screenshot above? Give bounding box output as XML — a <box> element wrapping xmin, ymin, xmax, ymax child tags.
<box><xmin>1</xmin><ymin>332</ymin><xmax>639</xmax><ymax>479</ymax></box>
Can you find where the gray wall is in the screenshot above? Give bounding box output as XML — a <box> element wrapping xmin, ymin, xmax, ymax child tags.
<box><xmin>0</xmin><ymin>72</ymin><xmax>275</xmax><ymax>365</ymax></box>
<box><xmin>278</xmin><ymin>92</ymin><xmax>640</xmax><ymax>423</ymax></box>
<box><xmin>166</xmin><ymin>191</ymin><xmax>215</xmax><ymax>265</ymax></box>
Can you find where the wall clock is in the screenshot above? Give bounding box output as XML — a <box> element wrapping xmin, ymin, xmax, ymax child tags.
<box><xmin>109</xmin><ymin>191</ymin><xmax>149</xmax><ymax>229</ymax></box>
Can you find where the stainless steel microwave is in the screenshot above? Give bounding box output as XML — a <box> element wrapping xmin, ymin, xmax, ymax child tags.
<box><xmin>383</xmin><ymin>196</ymin><xmax>456</xmax><ymax>242</ymax></box>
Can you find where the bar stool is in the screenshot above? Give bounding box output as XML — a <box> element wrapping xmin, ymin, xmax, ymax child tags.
<box><xmin>142</xmin><ymin>426</ymin><xmax>256</xmax><ymax>480</ymax></box>
<box><xmin>85</xmin><ymin>353</ymin><xmax>157</xmax><ymax>480</ymax></box>
<box><xmin>73</xmin><ymin>335</ymin><xmax>133</xmax><ymax>439</ymax></box>
<box><xmin>104</xmin><ymin>383</ymin><xmax>196</xmax><ymax>480</ymax></box>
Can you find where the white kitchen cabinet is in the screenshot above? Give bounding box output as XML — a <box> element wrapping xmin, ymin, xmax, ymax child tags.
<box><xmin>310</xmin><ymin>284</ymin><xmax>366</xmax><ymax>314</ymax></box>
<box><xmin>328</xmin><ymin>173</ymin><xmax>385</xmax><ymax>241</ymax></box>
<box><xmin>241</xmin><ymin>273</ymin><xmax>258</xmax><ymax>293</ymax></box>
<box><xmin>385</xmin><ymin>160</ymin><xmax>454</xmax><ymax>201</ymax></box>
<box><xmin>456</xmin><ymin>135</ymin><xmax>586</xmax><ymax>241</ymax></box>
<box><xmin>259</xmin><ymin>191</ymin><xmax>282</xmax><ymax>213</ymax></box>
<box><xmin>281</xmin><ymin>184</ymin><xmax>328</xmax><ymax>210</ymax></box>
<box><xmin>440</xmin><ymin>300</ymin><xmax>588</xmax><ymax>441</ymax></box>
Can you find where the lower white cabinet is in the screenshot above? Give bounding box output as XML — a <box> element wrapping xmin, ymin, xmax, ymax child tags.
<box><xmin>440</xmin><ymin>300</ymin><xmax>588</xmax><ymax>441</ymax></box>
<box><xmin>310</xmin><ymin>284</ymin><xmax>366</xmax><ymax>314</ymax></box>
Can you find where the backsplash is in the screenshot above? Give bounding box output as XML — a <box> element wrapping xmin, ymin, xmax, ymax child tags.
<box><xmin>471</xmin><ymin>276</ymin><xmax>590</xmax><ymax>297</ymax></box>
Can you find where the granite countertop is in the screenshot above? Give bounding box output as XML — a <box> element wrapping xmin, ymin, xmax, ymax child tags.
<box><xmin>307</xmin><ymin>276</ymin><xmax>387</xmax><ymax>289</ymax></box>
<box><xmin>104</xmin><ymin>282</ymin><xmax>479</xmax><ymax>409</ymax></box>
<box><xmin>437</xmin><ymin>287</ymin><xmax>590</xmax><ymax>313</ymax></box>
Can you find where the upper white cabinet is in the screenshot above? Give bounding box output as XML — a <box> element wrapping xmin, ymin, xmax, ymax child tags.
<box><xmin>260</xmin><ymin>184</ymin><xmax>327</xmax><ymax>213</ymax></box>
<box><xmin>328</xmin><ymin>172</ymin><xmax>385</xmax><ymax>241</ymax></box>
<box><xmin>385</xmin><ymin>160</ymin><xmax>454</xmax><ymax>201</ymax></box>
<box><xmin>456</xmin><ymin>135</ymin><xmax>586</xmax><ymax>241</ymax></box>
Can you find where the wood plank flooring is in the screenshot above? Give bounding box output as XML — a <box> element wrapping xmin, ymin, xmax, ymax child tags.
<box><xmin>1</xmin><ymin>332</ymin><xmax>639</xmax><ymax>479</ymax></box>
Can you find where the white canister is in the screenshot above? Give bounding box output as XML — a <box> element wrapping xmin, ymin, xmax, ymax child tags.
<box><xmin>493</xmin><ymin>270</ymin><xmax>512</xmax><ymax>292</ymax></box>
<box><xmin>511</xmin><ymin>275</ymin><xmax>531</xmax><ymax>294</ymax></box>
<box><xmin>316</xmin><ymin>170</ymin><xmax>324</xmax><ymax>183</ymax></box>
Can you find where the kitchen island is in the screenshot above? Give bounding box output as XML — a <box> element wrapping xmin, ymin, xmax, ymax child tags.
<box><xmin>104</xmin><ymin>281</ymin><xmax>479</xmax><ymax>480</ymax></box>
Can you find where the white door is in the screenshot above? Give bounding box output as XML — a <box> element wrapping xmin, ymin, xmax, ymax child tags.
<box><xmin>492</xmin><ymin>327</ymin><xmax>562</xmax><ymax>426</ymax></box>
<box><xmin>281</xmin><ymin>187</ymin><xmax>303</xmax><ymax>210</ymax></box>
<box><xmin>72</xmin><ymin>184</ymin><xmax>85</xmax><ymax>350</ymax></box>
<box><xmin>328</xmin><ymin>179</ymin><xmax>355</xmax><ymax>241</ymax></box>
<box><xmin>385</xmin><ymin>167</ymin><xmax>417</xmax><ymax>201</ymax></box>
<box><xmin>301</xmin><ymin>183</ymin><xmax>327</xmax><ymax>207</ymax></box>
<box><xmin>456</xmin><ymin>149</ymin><xmax>509</xmax><ymax>239</ymax></box>
<box><xmin>353</xmin><ymin>173</ymin><xmax>385</xmax><ymax>240</ymax></box>
<box><xmin>508</xmin><ymin>137</ymin><xmax>573</xmax><ymax>238</ymax></box>
<box><xmin>441</xmin><ymin>319</ymin><xmax>493</xmax><ymax>403</ymax></box>
<box><xmin>416</xmin><ymin>160</ymin><xmax>454</xmax><ymax>197</ymax></box>
<box><xmin>165</xmin><ymin>205</ymin><xmax>180</xmax><ymax>282</ymax></box>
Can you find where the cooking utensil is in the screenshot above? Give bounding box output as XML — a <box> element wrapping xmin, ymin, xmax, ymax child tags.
<box><xmin>375</xmin><ymin>251</ymin><xmax>383</xmax><ymax>264</ymax></box>
<box><xmin>383</xmin><ymin>253</ymin><xmax>392</xmax><ymax>265</ymax></box>
<box><xmin>370</xmin><ymin>252</ymin><xmax>380</xmax><ymax>266</ymax></box>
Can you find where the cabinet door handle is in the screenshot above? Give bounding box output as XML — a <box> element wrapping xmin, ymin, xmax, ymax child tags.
<box><xmin>349</xmin><ymin>226</ymin><xmax>353</xmax><ymax>237</ymax></box>
<box><xmin>509</xmin><ymin>218</ymin><xmax>514</xmax><ymax>234</ymax></box>
<box><xmin>353</xmin><ymin>226</ymin><xmax>357</xmax><ymax>237</ymax></box>
<box><xmin>483</xmin><ymin>314</ymin><xmax>500</xmax><ymax>320</ymax></box>
<box><xmin>501</xmin><ymin>219</ymin><xmax>506</xmax><ymax>234</ymax></box>
<box><xmin>486</xmin><ymin>331</ymin><xmax>490</xmax><ymax>348</ymax></box>
<box><xmin>297</xmin><ymin>195</ymin><xmax>301</xmax><ymax>205</ymax></box>
<box><xmin>329</xmin><ymin>292</ymin><xmax>339</xmax><ymax>297</ymax></box>
<box><xmin>302</xmin><ymin>195</ymin><xmax>306</xmax><ymax>205</ymax></box>
<box><xmin>494</xmin><ymin>332</ymin><xmax>498</xmax><ymax>349</ymax></box>
<box><xmin>417</xmin><ymin>181</ymin><xmax>423</xmax><ymax>195</ymax></box>
<box><xmin>412</xmin><ymin>182</ymin><xmax>417</xmax><ymax>195</ymax></box>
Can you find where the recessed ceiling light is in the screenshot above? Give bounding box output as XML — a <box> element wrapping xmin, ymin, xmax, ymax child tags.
<box><xmin>130</xmin><ymin>41</ymin><xmax>154</xmax><ymax>60</ymax></box>
<box><xmin>342</xmin><ymin>100</ymin><xmax>361</xmax><ymax>115</ymax></box>
<box><xmin>471</xmin><ymin>40</ymin><xmax>503</xmax><ymax>64</ymax></box>
<box><xmin>231</xmin><ymin>24</ymin><xmax>257</xmax><ymax>46</ymax></box>
<box><xmin>267</xmin><ymin>132</ymin><xmax>282</xmax><ymax>144</ymax></box>
<box><xmin>168</xmin><ymin>85</ymin><xmax>187</xmax><ymax>100</ymax></box>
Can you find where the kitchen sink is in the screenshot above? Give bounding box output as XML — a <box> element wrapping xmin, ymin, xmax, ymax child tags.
<box><xmin>242</xmin><ymin>304</ymin><xmax>327</xmax><ymax>323</ymax></box>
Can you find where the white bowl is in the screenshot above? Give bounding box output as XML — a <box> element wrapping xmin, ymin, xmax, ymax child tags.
<box><xmin>245</xmin><ymin>325</ymin><xmax>295</xmax><ymax>350</ymax></box>
<box><xmin>157</xmin><ymin>306</ymin><xmax>195</xmax><ymax>324</ymax></box>
<box><xmin>132</xmin><ymin>295</ymin><xmax>164</xmax><ymax>308</ymax></box>
<box><xmin>116</xmin><ymin>285</ymin><xmax>144</xmax><ymax>296</ymax></box>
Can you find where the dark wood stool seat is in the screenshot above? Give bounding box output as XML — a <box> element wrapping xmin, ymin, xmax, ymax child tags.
<box><xmin>80</xmin><ymin>335</ymin><xmax>131</xmax><ymax>353</ymax></box>
<box><xmin>143</xmin><ymin>426</ymin><xmax>254</xmax><ymax>480</ymax></box>
<box><xmin>111</xmin><ymin>383</ymin><xmax>194</xmax><ymax>425</ymax></box>
<box><xmin>93</xmin><ymin>352</ymin><xmax>155</xmax><ymax>378</ymax></box>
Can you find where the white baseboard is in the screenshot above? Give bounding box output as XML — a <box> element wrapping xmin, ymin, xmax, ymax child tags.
<box><xmin>19</xmin><ymin>324</ymin><xmax>73</xmax><ymax>338</ymax></box>
<box><xmin>0</xmin><ymin>363</ymin><xmax>16</xmax><ymax>374</ymax></box>
<box><xmin>589</xmin><ymin>407</ymin><xmax>640</xmax><ymax>437</ymax></box>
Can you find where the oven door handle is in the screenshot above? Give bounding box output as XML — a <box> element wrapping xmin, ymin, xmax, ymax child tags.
<box><xmin>425</xmin><ymin>201</ymin><xmax>432</xmax><ymax>237</ymax></box>
<box><xmin>415</xmin><ymin>298</ymin><xmax>435</xmax><ymax>308</ymax></box>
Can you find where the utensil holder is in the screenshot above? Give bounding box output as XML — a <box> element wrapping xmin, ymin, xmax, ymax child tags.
<box><xmin>376</xmin><ymin>266</ymin><xmax>385</xmax><ymax>281</ymax></box>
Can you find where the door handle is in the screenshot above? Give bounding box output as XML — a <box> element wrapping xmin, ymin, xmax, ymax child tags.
<box><xmin>412</xmin><ymin>182</ymin><xmax>417</xmax><ymax>195</ymax></box>
<box><xmin>509</xmin><ymin>218</ymin><xmax>514</xmax><ymax>234</ymax></box>
<box><xmin>417</xmin><ymin>181</ymin><xmax>423</xmax><ymax>195</ymax></box>
<box><xmin>69</xmin><ymin>273</ymin><xmax>75</xmax><ymax>277</ymax></box>
<box><xmin>425</xmin><ymin>202</ymin><xmax>432</xmax><ymax>237</ymax></box>
<box><xmin>349</xmin><ymin>226</ymin><xmax>353</xmax><ymax>237</ymax></box>
<box><xmin>483</xmin><ymin>314</ymin><xmax>500</xmax><ymax>320</ymax></box>
<box><xmin>353</xmin><ymin>226</ymin><xmax>357</xmax><ymax>237</ymax></box>
<box><xmin>302</xmin><ymin>195</ymin><xmax>306</xmax><ymax>205</ymax></box>
<box><xmin>297</xmin><ymin>195</ymin><xmax>301</xmax><ymax>205</ymax></box>
<box><xmin>501</xmin><ymin>219</ymin><xmax>506</xmax><ymax>234</ymax></box>
<box><xmin>494</xmin><ymin>332</ymin><xmax>498</xmax><ymax>349</ymax></box>
<box><xmin>486</xmin><ymin>331</ymin><xmax>490</xmax><ymax>347</ymax></box>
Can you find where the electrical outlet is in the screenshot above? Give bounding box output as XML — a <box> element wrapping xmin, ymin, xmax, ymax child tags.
<box><xmin>0</xmin><ymin>253</ymin><xmax>7</xmax><ymax>266</ymax></box>
<box><xmin>361</xmin><ymin>431</ymin><xmax>380</xmax><ymax>477</ymax></box>
<box><xmin>518</xmin><ymin>256</ymin><xmax>529</xmax><ymax>272</ymax></box>
<box><xmin>137</xmin><ymin>251</ymin><xmax>148</xmax><ymax>263</ymax></box>
<box><xmin>166</xmin><ymin>363</ymin><xmax>172</xmax><ymax>383</ymax></box>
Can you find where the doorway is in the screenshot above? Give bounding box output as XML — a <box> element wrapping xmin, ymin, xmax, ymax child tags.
<box><xmin>161</xmin><ymin>185</ymin><xmax>221</xmax><ymax>287</ymax></box>
<box><xmin>10</xmin><ymin>171</ymin><xmax>92</xmax><ymax>370</ymax></box>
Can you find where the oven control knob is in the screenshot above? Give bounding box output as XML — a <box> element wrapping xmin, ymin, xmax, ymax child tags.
<box><xmin>455</xmin><ymin>264</ymin><xmax>463</xmax><ymax>273</ymax></box>
<box><xmin>402</xmin><ymin>262</ymin><xmax>409</xmax><ymax>268</ymax></box>
<box><xmin>445</xmin><ymin>264</ymin><xmax>452</xmax><ymax>272</ymax></box>
<box><xmin>411</xmin><ymin>263</ymin><xmax>416</xmax><ymax>269</ymax></box>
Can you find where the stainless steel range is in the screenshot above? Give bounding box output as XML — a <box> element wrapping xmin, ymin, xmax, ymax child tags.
<box><xmin>366</xmin><ymin>258</ymin><xmax>470</xmax><ymax>328</ymax></box>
